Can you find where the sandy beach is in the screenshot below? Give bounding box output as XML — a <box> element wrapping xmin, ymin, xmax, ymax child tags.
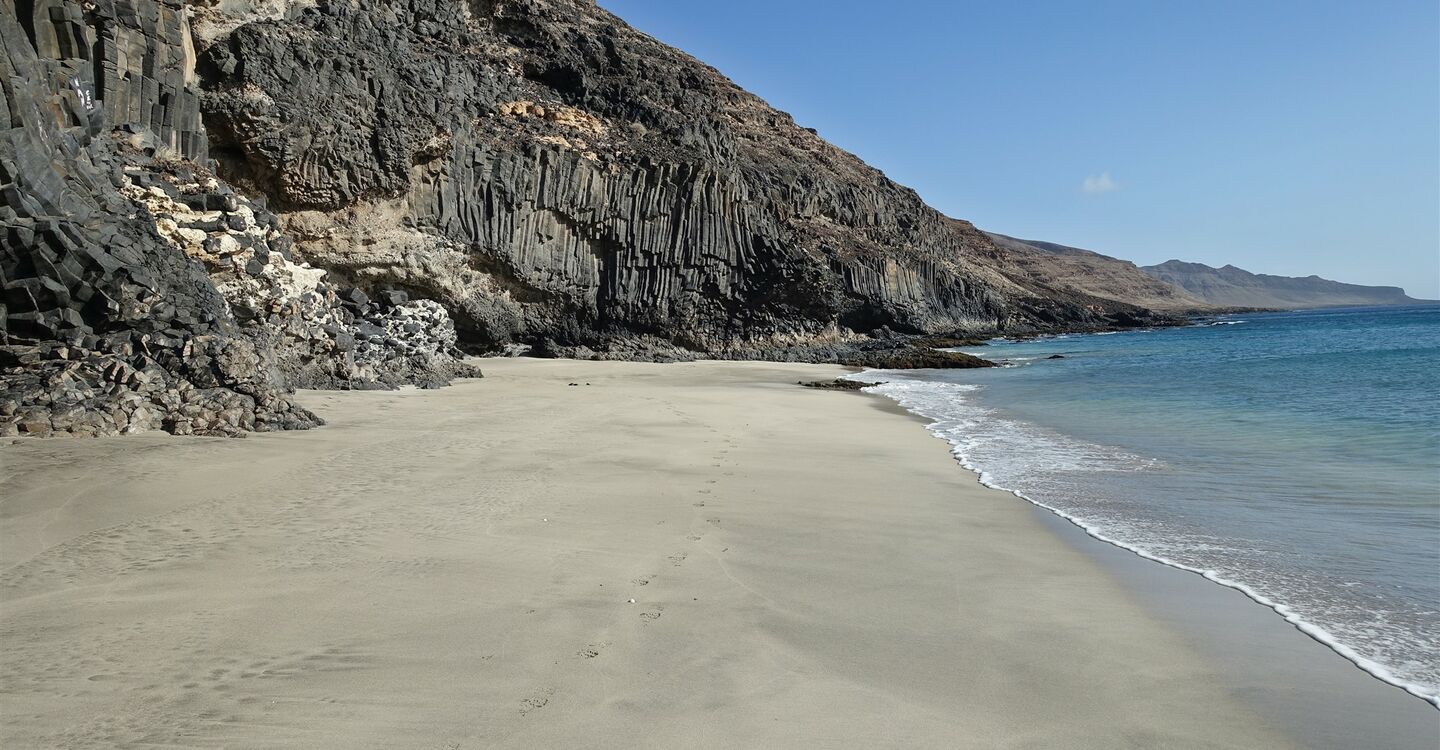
<box><xmin>0</xmin><ymin>358</ymin><xmax>1299</xmax><ymax>748</ymax></box>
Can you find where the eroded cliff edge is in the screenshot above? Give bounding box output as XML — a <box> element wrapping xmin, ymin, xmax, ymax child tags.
<box><xmin>195</xmin><ymin>0</ymin><xmax>1174</xmax><ymax>352</ymax></box>
<box><xmin>2</xmin><ymin>0</ymin><xmax>1177</xmax><ymax>437</ymax></box>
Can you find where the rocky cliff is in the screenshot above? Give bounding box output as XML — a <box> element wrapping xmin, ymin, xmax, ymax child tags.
<box><xmin>984</xmin><ymin>233</ymin><xmax>1212</xmax><ymax>313</ymax></box>
<box><xmin>1</xmin><ymin>0</ymin><xmax>477</xmax><ymax>437</ymax></box>
<box><xmin>1140</xmin><ymin>260</ymin><xmax>1428</xmax><ymax>310</ymax></box>
<box><xmin>2</xmin><ymin>0</ymin><xmax>1182</xmax><ymax>437</ymax></box>
<box><xmin>190</xmin><ymin>0</ymin><xmax>1185</xmax><ymax>349</ymax></box>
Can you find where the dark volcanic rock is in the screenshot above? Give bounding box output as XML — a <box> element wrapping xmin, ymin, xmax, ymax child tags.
<box><xmin>799</xmin><ymin>379</ymin><xmax>876</xmax><ymax>391</ymax></box>
<box><xmin>2</xmin><ymin>0</ymin><xmax>1180</xmax><ymax>437</ymax></box>
<box><xmin>836</xmin><ymin>347</ymin><xmax>994</xmax><ymax>370</ymax></box>
<box><xmin>193</xmin><ymin>0</ymin><xmax>1176</xmax><ymax>355</ymax></box>
<box><xmin>910</xmin><ymin>335</ymin><xmax>990</xmax><ymax>348</ymax></box>
<box><xmin>719</xmin><ymin>338</ymin><xmax>997</xmax><ymax>370</ymax></box>
<box><xmin>524</xmin><ymin>332</ymin><xmax>996</xmax><ymax>369</ymax></box>
<box><xmin>0</xmin><ymin>0</ymin><xmax>323</xmax><ymax>436</ymax></box>
<box><xmin>1</xmin><ymin>0</ymin><xmax>477</xmax><ymax>437</ymax></box>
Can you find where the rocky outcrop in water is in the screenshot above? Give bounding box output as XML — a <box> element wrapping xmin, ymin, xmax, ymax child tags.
<box><xmin>799</xmin><ymin>379</ymin><xmax>875</xmax><ymax>391</ymax></box>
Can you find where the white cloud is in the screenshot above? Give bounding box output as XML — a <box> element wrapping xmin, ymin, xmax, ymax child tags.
<box><xmin>1082</xmin><ymin>172</ymin><xmax>1119</xmax><ymax>194</ymax></box>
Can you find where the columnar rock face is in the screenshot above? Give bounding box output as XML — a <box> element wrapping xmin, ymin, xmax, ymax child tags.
<box><xmin>194</xmin><ymin>0</ymin><xmax>1174</xmax><ymax>356</ymax></box>
<box><xmin>3</xmin><ymin>0</ymin><xmax>1181</xmax><ymax>437</ymax></box>
<box><xmin>0</xmin><ymin>0</ymin><xmax>476</xmax><ymax>437</ymax></box>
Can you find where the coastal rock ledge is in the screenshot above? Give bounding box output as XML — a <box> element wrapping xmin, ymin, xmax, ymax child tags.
<box><xmin>2</xmin><ymin>0</ymin><xmax>1174</xmax><ymax>437</ymax></box>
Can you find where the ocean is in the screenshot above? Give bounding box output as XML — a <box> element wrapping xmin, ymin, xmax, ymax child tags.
<box><xmin>861</xmin><ymin>304</ymin><xmax>1440</xmax><ymax>706</ymax></box>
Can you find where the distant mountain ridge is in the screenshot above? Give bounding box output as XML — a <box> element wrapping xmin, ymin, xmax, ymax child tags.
<box><xmin>983</xmin><ymin>234</ymin><xmax>1212</xmax><ymax>313</ymax></box>
<box><xmin>989</xmin><ymin>233</ymin><xmax>1428</xmax><ymax>311</ymax></box>
<box><xmin>1139</xmin><ymin>260</ymin><xmax>1428</xmax><ymax>309</ymax></box>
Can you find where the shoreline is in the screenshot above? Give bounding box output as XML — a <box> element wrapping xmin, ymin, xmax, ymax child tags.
<box><xmin>915</xmin><ymin>313</ymin><xmax>1440</xmax><ymax>712</ymax></box>
<box><xmin>852</xmin><ymin>373</ymin><xmax>1437</xmax><ymax>747</ymax></box>
<box><xmin>0</xmin><ymin>358</ymin><xmax>1368</xmax><ymax>747</ymax></box>
<box><xmin>861</xmin><ymin>372</ymin><xmax>1440</xmax><ymax>708</ymax></box>
<box><xmin>1029</xmin><ymin>508</ymin><xmax>1440</xmax><ymax>750</ymax></box>
<box><xmin>1028</xmin><ymin>477</ymin><xmax>1439</xmax><ymax>710</ymax></box>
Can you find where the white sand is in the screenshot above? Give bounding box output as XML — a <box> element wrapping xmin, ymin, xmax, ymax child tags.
<box><xmin>0</xmin><ymin>359</ymin><xmax>1294</xmax><ymax>748</ymax></box>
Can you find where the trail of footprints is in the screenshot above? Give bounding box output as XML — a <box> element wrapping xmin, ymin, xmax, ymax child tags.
<box><xmin>543</xmin><ymin>435</ymin><xmax>726</xmax><ymax>715</ymax></box>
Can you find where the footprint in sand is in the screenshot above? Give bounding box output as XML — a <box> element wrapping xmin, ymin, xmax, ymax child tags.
<box><xmin>639</xmin><ymin>606</ymin><xmax>664</xmax><ymax>623</ymax></box>
<box><xmin>667</xmin><ymin>553</ymin><xmax>687</xmax><ymax>566</ymax></box>
<box><xmin>632</xmin><ymin>576</ymin><xmax>652</xmax><ymax>586</ymax></box>
<box><xmin>520</xmin><ymin>687</ymin><xmax>555</xmax><ymax>715</ymax></box>
<box><xmin>577</xmin><ymin>644</ymin><xmax>606</xmax><ymax>659</ymax></box>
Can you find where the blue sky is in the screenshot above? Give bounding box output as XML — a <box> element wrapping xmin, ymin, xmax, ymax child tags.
<box><xmin>599</xmin><ymin>1</ymin><xmax>1440</xmax><ymax>298</ymax></box>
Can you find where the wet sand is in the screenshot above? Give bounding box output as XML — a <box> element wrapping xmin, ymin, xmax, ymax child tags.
<box><xmin>1</xmin><ymin>358</ymin><xmax>1296</xmax><ymax>748</ymax></box>
<box><xmin>1029</xmin><ymin>509</ymin><xmax>1440</xmax><ymax>750</ymax></box>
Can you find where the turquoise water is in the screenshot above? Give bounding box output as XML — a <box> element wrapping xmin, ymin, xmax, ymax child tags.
<box><xmin>865</xmin><ymin>305</ymin><xmax>1440</xmax><ymax>704</ymax></box>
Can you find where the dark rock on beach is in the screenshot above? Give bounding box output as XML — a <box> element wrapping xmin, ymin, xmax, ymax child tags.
<box><xmin>525</xmin><ymin>332</ymin><xmax>996</xmax><ymax>369</ymax></box>
<box><xmin>834</xmin><ymin>346</ymin><xmax>995</xmax><ymax>370</ymax></box>
<box><xmin>799</xmin><ymin>379</ymin><xmax>877</xmax><ymax>391</ymax></box>
<box><xmin>721</xmin><ymin>338</ymin><xmax>996</xmax><ymax>369</ymax></box>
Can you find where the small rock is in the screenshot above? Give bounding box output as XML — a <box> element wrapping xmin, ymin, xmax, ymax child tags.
<box><xmin>800</xmin><ymin>378</ymin><xmax>877</xmax><ymax>391</ymax></box>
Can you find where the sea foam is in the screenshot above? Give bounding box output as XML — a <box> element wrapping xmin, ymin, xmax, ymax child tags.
<box><xmin>854</xmin><ymin>371</ymin><xmax>1440</xmax><ymax>707</ymax></box>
